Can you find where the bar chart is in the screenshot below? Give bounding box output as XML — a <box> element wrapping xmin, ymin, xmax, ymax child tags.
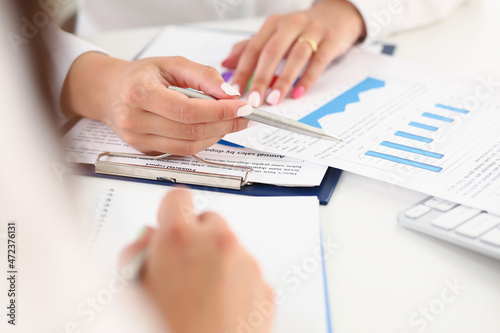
<box><xmin>365</xmin><ymin>103</ymin><xmax>470</xmax><ymax>173</ymax></box>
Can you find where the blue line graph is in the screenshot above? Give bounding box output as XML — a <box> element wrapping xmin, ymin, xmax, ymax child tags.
<box><xmin>435</xmin><ymin>104</ymin><xmax>469</xmax><ymax>114</ymax></box>
<box><xmin>365</xmin><ymin>151</ymin><xmax>443</xmax><ymax>172</ymax></box>
<box><xmin>395</xmin><ymin>131</ymin><xmax>433</xmax><ymax>143</ymax></box>
<box><xmin>299</xmin><ymin>77</ymin><xmax>385</xmax><ymax>128</ymax></box>
<box><xmin>422</xmin><ymin>112</ymin><xmax>454</xmax><ymax>122</ymax></box>
<box><xmin>409</xmin><ymin>122</ymin><xmax>438</xmax><ymax>131</ymax></box>
<box><xmin>380</xmin><ymin>141</ymin><xmax>444</xmax><ymax>159</ymax></box>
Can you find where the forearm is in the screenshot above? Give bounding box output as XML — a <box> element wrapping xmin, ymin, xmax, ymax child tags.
<box><xmin>41</xmin><ymin>23</ymin><xmax>107</xmax><ymax>123</ymax></box>
<box><xmin>344</xmin><ymin>0</ymin><xmax>472</xmax><ymax>44</ymax></box>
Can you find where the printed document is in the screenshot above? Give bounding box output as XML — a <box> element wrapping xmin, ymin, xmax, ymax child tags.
<box><xmin>63</xmin><ymin>118</ymin><xmax>327</xmax><ymax>186</ymax></box>
<box><xmin>225</xmin><ymin>50</ymin><xmax>500</xmax><ymax>214</ymax></box>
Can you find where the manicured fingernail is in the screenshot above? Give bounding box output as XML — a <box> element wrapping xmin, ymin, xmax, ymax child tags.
<box><xmin>266</xmin><ymin>89</ymin><xmax>281</xmax><ymax>105</ymax></box>
<box><xmin>221</xmin><ymin>82</ymin><xmax>240</xmax><ymax>96</ymax></box>
<box><xmin>231</xmin><ymin>83</ymin><xmax>240</xmax><ymax>94</ymax></box>
<box><xmin>292</xmin><ymin>86</ymin><xmax>305</xmax><ymax>99</ymax></box>
<box><xmin>237</xmin><ymin>105</ymin><xmax>253</xmax><ymax>117</ymax></box>
<box><xmin>247</xmin><ymin>91</ymin><xmax>261</xmax><ymax>107</ymax></box>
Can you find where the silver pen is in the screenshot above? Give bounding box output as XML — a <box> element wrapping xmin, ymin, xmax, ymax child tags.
<box><xmin>168</xmin><ymin>86</ymin><xmax>342</xmax><ymax>142</ymax></box>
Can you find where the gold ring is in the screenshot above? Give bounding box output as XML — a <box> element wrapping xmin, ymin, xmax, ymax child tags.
<box><xmin>297</xmin><ymin>36</ymin><xmax>318</xmax><ymax>53</ymax></box>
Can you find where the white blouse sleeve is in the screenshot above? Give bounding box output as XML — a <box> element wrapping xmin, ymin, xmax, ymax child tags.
<box><xmin>42</xmin><ymin>23</ymin><xmax>107</xmax><ymax>122</ymax></box>
<box><xmin>345</xmin><ymin>0</ymin><xmax>473</xmax><ymax>44</ymax></box>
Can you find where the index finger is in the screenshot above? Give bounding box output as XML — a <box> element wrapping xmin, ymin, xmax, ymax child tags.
<box><xmin>141</xmin><ymin>83</ymin><xmax>253</xmax><ymax>124</ymax></box>
<box><xmin>154</xmin><ymin>56</ymin><xmax>241</xmax><ymax>100</ymax></box>
<box><xmin>230</xmin><ymin>15</ymin><xmax>283</xmax><ymax>94</ymax></box>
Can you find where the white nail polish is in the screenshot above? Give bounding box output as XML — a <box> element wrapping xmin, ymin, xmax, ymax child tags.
<box><xmin>231</xmin><ymin>83</ymin><xmax>241</xmax><ymax>95</ymax></box>
<box><xmin>266</xmin><ymin>89</ymin><xmax>281</xmax><ymax>105</ymax></box>
<box><xmin>236</xmin><ymin>105</ymin><xmax>253</xmax><ymax>117</ymax></box>
<box><xmin>221</xmin><ymin>82</ymin><xmax>241</xmax><ymax>96</ymax></box>
<box><xmin>247</xmin><ymin>91</ymin><xmax>261</xmax><ymax>107</ymax></box>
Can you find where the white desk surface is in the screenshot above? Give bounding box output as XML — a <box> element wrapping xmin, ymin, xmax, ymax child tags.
<box><xmin>79</xmin><ymin>1</ymin><xmax>500</xmax><ymax>332</ymax></box>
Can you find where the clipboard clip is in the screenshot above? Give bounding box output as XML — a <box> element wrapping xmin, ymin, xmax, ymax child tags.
<box><xmin>95</xmin><ymin>152</ymin><xmax>253</xmax><ymax>190</ymax></box>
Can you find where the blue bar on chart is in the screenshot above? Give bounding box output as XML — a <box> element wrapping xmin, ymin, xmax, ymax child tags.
<box><xmin>365</xmin><ymin>151</ymin><xmax>443</xmax><ymax>172</ymax></box>
<box><xmin>422</xmin><ymin>112</ymin><xmax>454</xmax><ymax>123</ymax></box>
<box><xmin>435</xmin><ymin>104</ymin><xmax>469</xmax><ymax>114</ymax></box>
<box><xmin>408</xmin><ymin>122</ymin><xmax>438</xmax><ymax>132</ymax></box>
<box><xmin>395</xmin><ymin>131</ymin><xmax>433</xmax><ymax>143</ymax></box>
<box><xmin>380</xmin><ymin>141</ymin><xmax>444</xmax><ymax>159</ymax></box>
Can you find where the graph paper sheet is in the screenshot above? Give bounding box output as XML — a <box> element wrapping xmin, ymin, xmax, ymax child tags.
<box><xmin>225</xmin><ymin>51</ymin><xmax>500</xmax><ymax>214</ymax></box>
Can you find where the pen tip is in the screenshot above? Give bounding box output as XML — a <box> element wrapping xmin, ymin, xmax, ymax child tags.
<box><xmin>324</xmin><ymin>133</ymin><xmax>342</xmax><ymax>142</ymax></box>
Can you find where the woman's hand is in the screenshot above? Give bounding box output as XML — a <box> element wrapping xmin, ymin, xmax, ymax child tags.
<box><xmin>62</xmin><ymin>54</ymin><xmax>252</xmax><ymax>155</ymax></box>
<box><xmin>222</xmin><ymin>0</ymin><xmax>366</xmax><ymax>107</ymax></box>
<box><xmin>121</xmin><ymin>189</ymin><xmax>274</xmax><ymax>333</ymax></box>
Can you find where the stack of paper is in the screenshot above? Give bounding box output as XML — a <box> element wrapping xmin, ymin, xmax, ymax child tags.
<box><xmin>63</xmin><ymin>118</ymin><xmax>327</xmax><ymax>186</ymax></box>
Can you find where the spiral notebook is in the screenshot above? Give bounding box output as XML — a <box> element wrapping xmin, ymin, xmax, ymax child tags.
<box><xmin>77</xmin><ymin>184</ymin><xmax>332</xmax><ymax>333</ymax></box>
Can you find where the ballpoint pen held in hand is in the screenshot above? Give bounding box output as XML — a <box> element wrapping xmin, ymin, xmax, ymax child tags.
<box><xmin>168</xmin><ymin>85</ymin><xmax>342</xmax><ymax>142</ymax></box>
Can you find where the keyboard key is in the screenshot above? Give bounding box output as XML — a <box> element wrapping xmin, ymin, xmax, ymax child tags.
<box><xmin>431</xmin><ymin>206</ymin><xmax>482</xmax><ymax>230</ymax></box>
<box><xmin>480</xmin><ymin>227</ymin><xmax>500</xmax><ymax>247</ymax></box>
<box><xmin>456</xmin><ymin>213</ymin><xmax>500</xmax><ymax>238</ymax></box>
<box><xmin>405</xmin><ymin>205</ymin><xmax>431</xmax><ymax>219</ymax></box>
<box><xmin>434</xmin><ymin>200</ymin><xmax>458</xmax><ymax>212</ymax></box>
<box><xmin>424</xmin><ymin>197</ymin><xmax>444</xmax><ymax>209</ymax></box>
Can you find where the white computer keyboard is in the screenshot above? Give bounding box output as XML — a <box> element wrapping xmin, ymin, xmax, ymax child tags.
<box><xmin>398</xmin><ymin>197</ymin><xmax>500</xmax><ymax>260</ymax></box>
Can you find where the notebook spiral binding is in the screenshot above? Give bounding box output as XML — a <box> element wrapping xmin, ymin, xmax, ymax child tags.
<box><xmin>87</xmin><ymin>188</ymin><xmax>115</xmax><ymax>250</ymax></box>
